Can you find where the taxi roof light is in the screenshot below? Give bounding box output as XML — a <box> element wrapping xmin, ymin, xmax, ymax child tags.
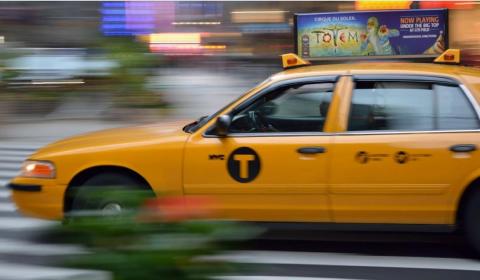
<box><xmin>281</xmin><ymin>53</ymin><xmax>311</xmax><ymax>69</ymax></box>
<box><xmin>434</xmin><ymin>49</ymin><xmax>461</xmax><ymax>64</ymax></box>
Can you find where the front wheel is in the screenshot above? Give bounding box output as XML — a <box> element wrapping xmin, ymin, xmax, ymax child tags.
<box><xmin>463</xmin><ymin>189</ymin><xmax>480</xmax><ymax>255</ymax></box>
<box><xmin>69</xmin><ymin>173</ymin><xmax>152</xmax><ymax>217</ymax></box>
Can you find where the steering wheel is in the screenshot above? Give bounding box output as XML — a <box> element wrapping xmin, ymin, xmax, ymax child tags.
<box><xmin>247</xmin><ymin>111</ymin><xmax>278</xmax><ymax>132</ymax></box>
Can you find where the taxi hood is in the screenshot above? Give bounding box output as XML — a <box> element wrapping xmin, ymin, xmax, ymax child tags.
<box><xmin>31</xmin><ymin>121</ymin><xmax>191</xmax><ymax>159</ymax></box>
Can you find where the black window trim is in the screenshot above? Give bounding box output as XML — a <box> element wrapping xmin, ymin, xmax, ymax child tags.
<box><xmin>352</xmin><ymin>74</ymin><xmax>460</xmax><ymax>86</ymax></box>
<box><xmin>203</xmin><ymin>75</ymin><xmax>340</xmax><ymax>138</ymax></box>
<box><xmin>342</xmin><ymin>75</ymin><xmax>480</xmax><ymax>135</ymax></box>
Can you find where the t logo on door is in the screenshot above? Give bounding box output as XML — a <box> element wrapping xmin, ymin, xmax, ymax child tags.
<box><xmin>227</xmin><ymin>147</ymin><xmax>261</xmax><ymax>183</ymax></box>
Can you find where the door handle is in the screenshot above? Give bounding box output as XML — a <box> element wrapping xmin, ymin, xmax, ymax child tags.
<box><xmin>297</xmin><ymin>147</ymin><xmax>326</xmax><ymax>154</ymax></box>
<box><xmin>450</xmin><ymin>144</ymin><xmax>477</xmax><ymax>153</ymax></box>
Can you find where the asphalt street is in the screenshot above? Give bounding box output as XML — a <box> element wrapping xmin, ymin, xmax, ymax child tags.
<box><xmin>1</xmin><ymin>142</ymin><xmax>480</xmax><ymax>280</ymax></box>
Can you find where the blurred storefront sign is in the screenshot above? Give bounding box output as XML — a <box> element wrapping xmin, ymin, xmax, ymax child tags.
<box><xmin>419</xmin><ymin>1</ymin><xmax>475</xmax><ymax>10</ymax></box>
<box><xmin>149</xmin><ymin>43</ymin><xmax>226</xmax><ymax>54</ymax></box>
<box><xmin>175</xmin><ymin>2</ymin><xmax>223</xmax><ymax>21</ymax></box>
<box><xmin>231</xmin><ymin>10</ymin><xmax>288</xmax><ymax>23</ymax></box>
<box><xmin>101</xmin><ymin>1</ymin><xmax>175</xmax><ymax>36</ymax></box>
<box><xmin>355</xmin><ymin>1</ymin><xmax>412</xmax><ymax>10</ymax></box>
<box><xmin>149</xmin><ymin>33</ymin><xmax>201</xmax><ymax>44</ymax></box>
<box><xmin>240</xmin><ymin>23</ymin><xmax>291</xmax><ymax>34</ymax></box>
<box><xmin>295</xmin><ymin>9</ymin><xmax>447</xmax><ymax>59</ymax></box>
<box><xmin>101</xmin><ymin>1</ymin><xmax>223</xmax><ymax>36</ymax></box>
<box><xmin>148</xmin><ymin>32</ymin><xmax>226</xmax><ymax>55</ymax></box>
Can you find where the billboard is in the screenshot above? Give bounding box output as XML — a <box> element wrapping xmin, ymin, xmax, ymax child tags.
<box><xmin>295</xmin><ymin>9</ymin><xmax>448</xmax><ymax>59</ymax></box>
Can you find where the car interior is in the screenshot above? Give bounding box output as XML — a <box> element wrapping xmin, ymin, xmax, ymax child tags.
<box><xmin>229</xmin><ymin>83</ymin><xmax>334</xmax><ymax>133</ymax></box>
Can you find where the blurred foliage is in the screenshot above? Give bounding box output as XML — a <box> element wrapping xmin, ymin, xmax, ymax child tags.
<box><xmin>43</xmin><ymin>189</ymin><xmax>260</xmax><ymax>280</ymax></box>
<box><xmin>0</xmin><ymin>37</ymin><xmax>167</xmax><ymax>117</ymax></box>
<box><xmin>100</xmin><ymin>37</ymin><xmax>167</xmax><ymax>110</ymax></box>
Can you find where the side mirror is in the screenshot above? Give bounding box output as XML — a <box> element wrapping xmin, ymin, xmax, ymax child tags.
<box><xmin>216</xmin><ymin>115</ymin><xmax>231</xmax><ymax>137</ymax></box>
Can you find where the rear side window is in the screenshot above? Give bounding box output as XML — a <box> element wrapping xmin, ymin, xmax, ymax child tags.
<box><xmin>437</xmin><ymin>85</ymin><xmax>479</xmax><ymax>130</ymax></box>
<box><xmin>348</xmin><ymin>81</ymin><xmax>479</xmax><ymax>131</ymax></box>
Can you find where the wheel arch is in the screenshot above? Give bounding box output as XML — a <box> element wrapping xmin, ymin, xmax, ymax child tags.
<box><xmin>64</xmin><ymin>165</ymin><xmax>153</xmax><ymax>213</ymax></box>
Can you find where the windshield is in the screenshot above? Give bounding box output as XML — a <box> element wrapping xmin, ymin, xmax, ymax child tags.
<box><xmin>183</xmin><ymin>77</ymin><xmax>272</xmax><ymax>133</ymax></box>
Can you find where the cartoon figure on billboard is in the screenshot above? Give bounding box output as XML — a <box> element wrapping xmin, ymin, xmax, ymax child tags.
<box><xmin>423</xmin><ymin>31</ymin><xmax>445</xmax><ymax>54</ymax></box>
<box><xmin>360</xmin><ymin>17</ymin><xmax>399</xmax><ymax>55</ymax></box>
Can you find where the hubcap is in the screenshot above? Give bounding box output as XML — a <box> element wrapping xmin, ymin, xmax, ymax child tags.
<box><xmin>102</xmin><ymin>202</ymin><xmax>122</xmax><ymax>216</ymax></box>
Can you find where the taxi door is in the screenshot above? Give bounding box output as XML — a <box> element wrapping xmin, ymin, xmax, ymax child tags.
<box><xmin>329</xmin><ymin>75</ymin><xmax>480</xmax><ymax>225</ymax></box>
<box><xmin>182</xmin><ymin>76</ymin><xmax>346</xmax><ymax>222</ymax></box>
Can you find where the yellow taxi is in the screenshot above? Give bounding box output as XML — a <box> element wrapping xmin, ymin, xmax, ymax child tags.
<box><xmin>8</xmin><ymin>49</ymin><xmax>480</xmax><ymax>251</ymax></box>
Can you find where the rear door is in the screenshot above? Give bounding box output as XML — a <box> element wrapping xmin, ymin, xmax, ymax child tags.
<box><xmin>330</xmin><ymin>75</ymin><xmax>480</xmax><ymax>225</ymax></box>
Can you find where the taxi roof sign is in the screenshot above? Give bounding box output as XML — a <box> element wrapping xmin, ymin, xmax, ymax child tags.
<box><xmin>295</xmin><ymin>9</ymin><xmax>448</xmax><ymax>60</ymax></box>
<box><xmin>434</xmin><ymin>49</ymin><xmax>460</xmax><ymax>64</ymax></box>
<box><xmin>279</xmin><ymin>48</ymin><xmax>461</xmax><ymax>69</ymax></box>
<box><xmin>281</xmin><ymin>53</ymin><xmax>311</xmax><ymax>69</ymax></box>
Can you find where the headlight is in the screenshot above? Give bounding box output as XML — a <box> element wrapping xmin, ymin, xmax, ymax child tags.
<box><xmin>20</xmin><ymin>161</ymin><xmax>56</xmax><ymax>179</ymax></box>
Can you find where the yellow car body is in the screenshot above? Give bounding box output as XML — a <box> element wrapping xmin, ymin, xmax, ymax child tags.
<box><xmin>9</xmin><ymin>61</ymin><xmax>480</xmax><ymax>230</ymax></box>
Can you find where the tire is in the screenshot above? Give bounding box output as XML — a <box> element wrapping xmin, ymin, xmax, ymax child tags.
<box><xmin>69</xmin><ymin>172</ymin><xmax>152</xmax><ymax>217</ymax></box>
<box><xmin>463</xmin><ymin>189</ymin><xmax>480</xmax><ymax>255</ymax></box>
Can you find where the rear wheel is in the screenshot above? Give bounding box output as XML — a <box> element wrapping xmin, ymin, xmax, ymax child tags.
<box><xmin>463</xmin><ymin>189</ymin><xmax>480</xmax><ymax>255</ymax></box>
<box><xmin>69</xmin><ymin>173</ymin><xmax>152</xmax><ymax>217</ymax></box>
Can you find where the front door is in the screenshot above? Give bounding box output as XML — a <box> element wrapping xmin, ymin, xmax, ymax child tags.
<box><xmin>330</xmin><ymin>76</ymin><xmax>480</xmax><ymax>225</ymax></box>
<box><xmin>183</xmin><ymin>78</ymin><xmax>341</xmax><ymax>222</ymax></box>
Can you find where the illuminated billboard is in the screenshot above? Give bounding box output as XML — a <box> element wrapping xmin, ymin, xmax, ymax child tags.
<box><xmin>295</xmin><ymin>9</ymin><xmax>448</xmax><ymax>59</ymax></box>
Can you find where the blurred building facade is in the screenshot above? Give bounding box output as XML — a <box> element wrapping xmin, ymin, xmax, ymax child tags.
<box><xmin>0</xmin><ymin>1</ymin><xmax>480</xmax><ymax>57</ymax></box>
<box><xmin>1</xmin><ymin>1</ymin><xmax>480</xmax><ymax>132</ymax></box>
<box><xmin>0</xmin><ymin>1</ymin><xmax>478</xmax><ymax>59</ymax></box>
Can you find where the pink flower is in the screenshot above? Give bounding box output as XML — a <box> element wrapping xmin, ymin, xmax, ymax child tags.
<box><xmin>138</xmin><ymin>196</ymin><xmax>214</xmax><ymax>223</ymax></box>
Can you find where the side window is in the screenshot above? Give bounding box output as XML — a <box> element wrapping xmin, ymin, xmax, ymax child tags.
<box><xmin>436</xmin><ymin>85</ymin><xmax>480</xmax><ymax>130</ymax></box>
<box><xmin>349</xmin><ymin>81</ymin><xmax>434</xmax><ymax>131</ymax></box>
<box><xmin>348</xmin><ymin>81</ymin><xmax>480</xmax><ymax>131</ymax></box>
<box><xmin>229</xmin><ymin>82</ymin><xmax>334</xmax><ymax>133</ymax></box>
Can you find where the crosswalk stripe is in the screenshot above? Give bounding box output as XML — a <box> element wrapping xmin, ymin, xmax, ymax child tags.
<box><xmin>0</xmin><ymin>142</ymin><xmax>42</xmax><ymax>150</ymax></box>
<box><xmin>217</xmin><ymin>277</ymin><xmax>360</xmax><ymax>280</ymax></box>
<box><xmin>0</xmin><ymin>179</ymin><xmax>9</xmax><ymax>188</ymax></box>
<box><xmin>0</xmin><ymin>217</ymin><xmax>55</xmax><ymax>230</ymax></box>
<box><xmin>203</xmin><ymin>250</ymin><xmax>480</xmax><ymax>272</ymax></box>
<box><xmin>0</xmin><ymin>170</ymin><xmax>19</xmax><ymax>178</ymax></box>
<box><xmin>0</xmin><ymin>238</ymin><xmax>86</xmax><ymax>256</ymax></box>
<box><xmin>0</xmin><ymin>155</ymin><xmax>29</xmax><ymax>163</ymax></box>
<box><xmin>0</xmin><ymin>162</ymin><xmax>22</xmax><ymax>170</ymax></box>
<box><xmin>0</xmin><ymin>189</ymin><xmax>11</xmax><ymax>198</ymax></box>
<box><xmin>0</xmin><ymin>261</ymin><xmax>110</xmax><ymax>280</ymax></box>
<box><xmin>0</xmin><ymin>203</ymin><xmax>16</xmax><ymax>212</ymax></box>
<box><xmin>0</xmin><ymin>151</ymin><xmax>35</xmax><ymax>157</ymax></box>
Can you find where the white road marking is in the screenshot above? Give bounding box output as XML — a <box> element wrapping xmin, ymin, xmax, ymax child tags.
<box><xmin>0</xmin><ymin>170</ymin><xmax>18</xmax><ymax>178</ymax></box>
<box><xmin>0</xmin><ymin>155</ymin><xmax>28</xmax><ymax>163</ymax></box>
<box><xmin>0</xmin><ymin>150</ymin><xmax>34</xmax><ymax>157</ymax></box>
<box><xmin>0</xmin><ymin>261</ymin><xmax>110</xmax><ymax>280</ymax></box>
<box><xmin>203</xmin><ymin>250</ymin><xmax>480</xmax><ymax>272</ymax></box>
<box><xmin>0</xmin><ymin>142</ymin><xmax>41</xmax><ymax>150</ymax></box>
<box><xmin>0</xmin><ymin>217</ymin><xmax>55</xmax><ymax>230</ymax></box>
<box><xmin>0</xmin><ymin>238</ymin><xmax>86</xmax><ymax>256</ymax></box>
<box><xmin>0</xmin><ymin>202</ymin><xmax>16</xmax><ymax>212</ymax></box>
<box><xmin>0</xmin><ymin>162</ymin><xmax>22</xmax><ymax>170</ymax></box>
<box><xmin>217</xmin><ymin>277</ymin><xmax>361</xmax><ymax>280</ymax></box>
<box><xmin>0</xmin><ymin>180</ymin><xmax>8</xmax><ymax>188</ymax></box>
<box><xmin>0</xmin><ymin>189</ymin><xmax>11</xmax><ymax>198</ymax></box>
